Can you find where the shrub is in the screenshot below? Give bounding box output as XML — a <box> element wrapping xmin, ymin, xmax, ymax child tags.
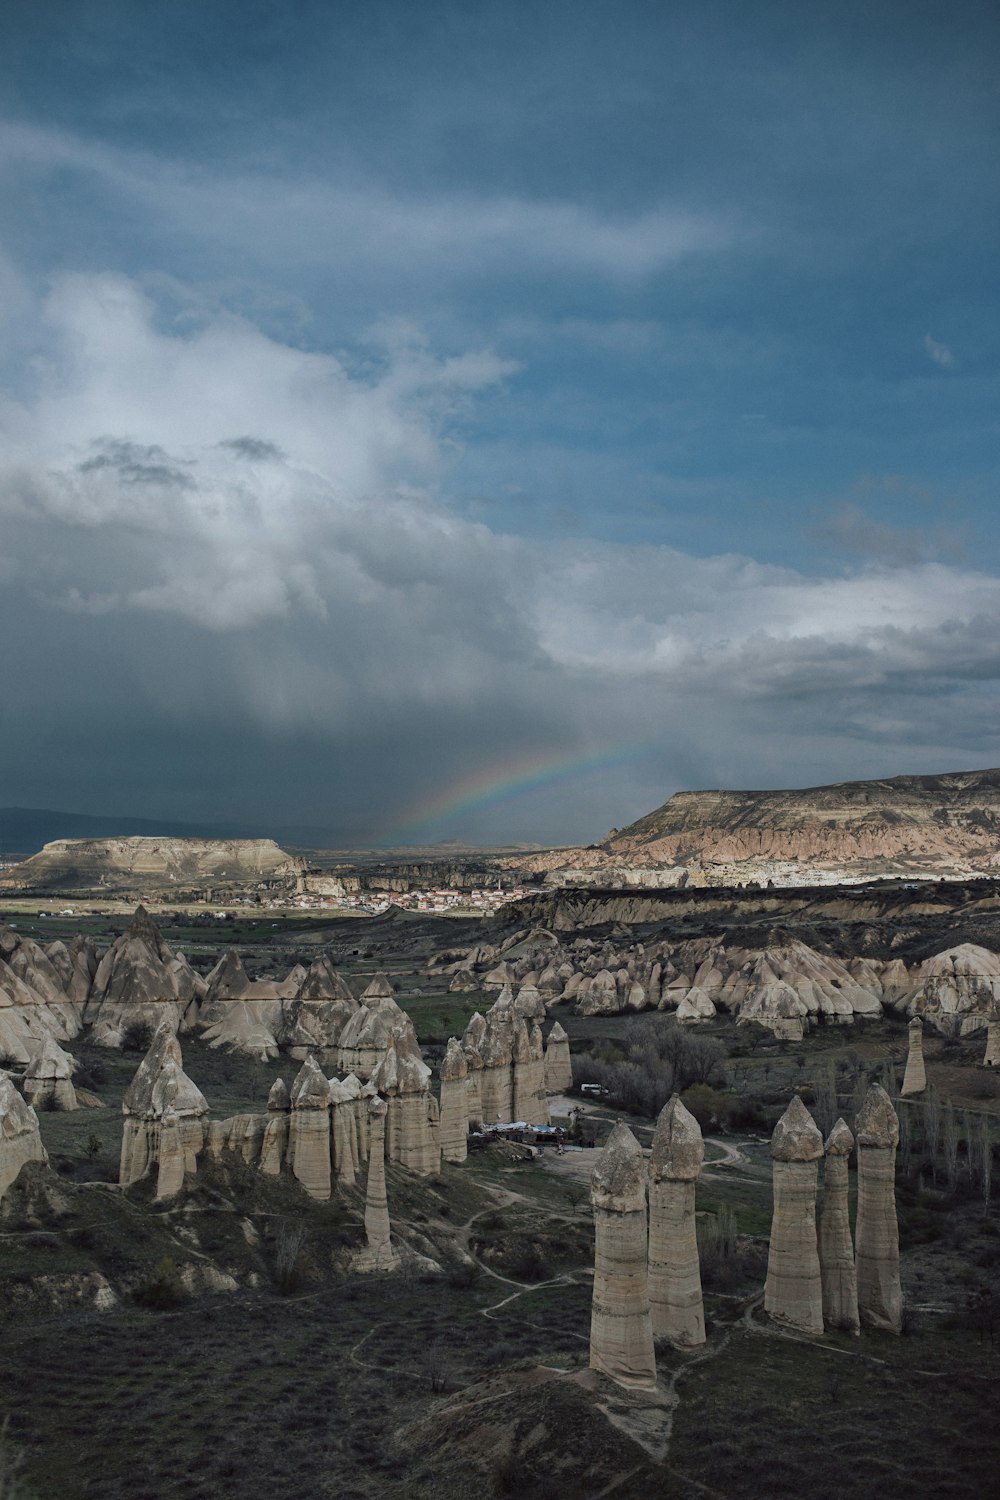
<box><xmin>133</xmin><ymin>1256</ymin><xmax>188</xmax><ymax>1309</ymax></box>
<box><xmin>121</xmin><ymin>1020</ymin><xmax>155</xmax><ymax>1053</ymax></box>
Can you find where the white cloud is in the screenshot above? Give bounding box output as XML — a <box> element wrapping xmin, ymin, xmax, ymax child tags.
<box><xmin>0</xmin><ymin>119</ymin><xmax>736</xmax><ymax>280</ymax></box>
<box><xmin>923</xmin><ymin>332</ymin><xmax>956</xmax><ymax>369</ymax></box>
<box><xmin>2</xmin><ymin>272</ymin><xmax>1000</xmax><ymax>838</ymax></box>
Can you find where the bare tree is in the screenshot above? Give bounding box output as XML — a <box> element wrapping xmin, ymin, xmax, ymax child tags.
<box><xmin>942</xmin><ymin>1103</ymin><xmax>959</xmax><ymax>1192</ymax></box>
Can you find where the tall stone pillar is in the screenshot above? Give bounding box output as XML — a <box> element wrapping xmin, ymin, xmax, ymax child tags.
<box><xmin>260</xmin><ymin>1076</ymin><xmax>290</xmax><ymax>1176</ymax></box>
<box><xmin>764</xmin><ymin>1095</ymin><xmax>825</xmax><ymax>1334</ymax></box>
<box><xmin>461</xmin><ymin>1014</ymin><xmax>486</xmax><ymax>1126</ymax></box>
<box><xmin>155</xmin><ymin>1106</ymin><xmax>185</xmax><ymax>1200</ymax></box>
<box><xmin>287</xmin><ymin>1055</ymin><xmax>332</xmax><ymax>1201</ymax></box>
<box><xmin>358</xmin><ymin>1096</ymin><xmax>396</xmax><ymax>1271</ymax></box>
<box><xmin>439</xmin><ymin>1038</ymin><xmax>469</xmax><ymax>1163</ymax></box>
<box><xmin>818</xmin><ymin>1118</ymin><xmax>859</xmax><ymax>1334</ymax></box>
<box><xmin>589</xmin><ymin>1120</ymin><xmax>657</xmax><ymax>1390</ymax></box>
<box><xmin>984</xmin><ymin>1017</ymin><xmax>1000</xmax><ymax>1067</ymax></box>
<box><xmin>511</xmin><ymin>1016</ymin><xmax>549</xmax><ymax>1126</ymax></box>
<box><xmin>855</xmin><ymin>1084</ymin><xmax>902</xmax><ymax>1333</ymax></box>
<box><xmin>648</xmin><ymin>1094</ymin><xmax>705</xmax><ymax>1347</ymax></box>
<box><xmin>543</xmin><ymin>1021</ymin><xmax>573</xmax><ymax>1094</ymax></box>
<box><xmin>900</xmin><ymin>1017</ymin><xmax>926</xmax><ymax>1096</ymax></box>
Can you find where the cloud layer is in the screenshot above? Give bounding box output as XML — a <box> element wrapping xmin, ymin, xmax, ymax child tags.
<box><xmin>3</xmin><ymin>274</ymin><xmax>1000</xmax><ymax>843</ymax></box>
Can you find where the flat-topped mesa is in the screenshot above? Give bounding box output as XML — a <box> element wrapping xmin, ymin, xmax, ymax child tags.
<box><xmin>901</xmin><ymin>1017</ymin><xmax>926</xmax><ymax>1097</ymax></box>
<box><xmin>478</xmin><ymin>988</ymin><xmax>516</xmax><ymax>1124</ymax></box>
<box><xmin>287</xmin><ymin>1054</ymin><xmax>333</xmax><ymax>1200</ymax></box>
<box><xmin>819</xmin><ymin>1118</ymin><xmax>859</xmax><ymax>1334</ymax></box>
<box><xmin>372</xmin><ymin>1027</ymin><xmax>441</xmax><ymax>1176</ymax></box>
<box><xmin>543</xmin><ymin>1020</ymin><xmax>573</xmax><ymax>1095</ymax></box>
<box><xmin>648</xmin><ymin>1094</ymin><xmax>705</xmax><ymax>1347</ymax></box>
<box><xmin>0</xmin><ymin>1075</ymin><xmax>47</xmax><ymax>1200</ymax></box>
<box><xmin>589</xmin><ymin>1121</ymin><xmax>656</xmax><ymax>1390</ymax></box>
<box><xmin>357</xmin><ymin>1095</ymin><xmax>397</xmax><ymax>1271</ymax></box>
<box><xmin>511</xmin><ymin>1016</ymin><xmax>550</xmax><ymax>1126</ymax></box>
<box><xmin>119</xmin><ymin>1023</ymin><xmax>209</xmax><ymax>1188</ymax></box>
<box><xmin>23</xmin><ymin>1036</ymin><xmax>78</xmax><ymax>1112</ymax></box>
<box><xmin>439</xmin><ymin>1037</ymin><xmax>469</xmax><ymax>1163</ymax></box>
<box><xmin>765</xmin><ymin>1095</ymin><xmax>825</xmax><ymax>1334</ymax></box>
<box><xmin>854</xmin><ymin>1084</ymin><xmax>902</xmax><ymax>1333</ymax></box>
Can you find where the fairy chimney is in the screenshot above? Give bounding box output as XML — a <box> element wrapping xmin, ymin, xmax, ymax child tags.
<box><xmin>589</xmin><ymin>1121</ymin><xmax>657</xmax><ymax>1390</ymax></box>
<box><xmin>648</xmin><ymin>1094</ymin><xmax>705</xmax><ymax>1347</ymax></box>
<box><xmin>818</xmin><ymin>1118</ymin><xmax>859</xmax><ymax>1334</ymax></box>
<box><xmin>764</xmin><ymin>1095</ymin><xmax>825</xmax><ymax>1334</ymax></box>
<box><xmin>854</xmin><ymin>1084</ymin><xmax>902</xmax><ymax>1333</ymax></box>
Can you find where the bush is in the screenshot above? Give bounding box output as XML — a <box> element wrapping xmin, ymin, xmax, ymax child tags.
<box><xmin>679</xmin><ymin>1084</ymin><xmax>729</xmax><ymax>1131</ymax></box>
<box><xmin>574</xmin><ymin>1018</ymin><xmax>727</xmax><ymax>1118</ymax></box>
<box><xmin>133</xmin><ymin>1256</ymin><xmax>188</xmax><ymax>1309</ymax></box>
<box><xmin>121</xmin><ymin>1020</ymin><xmax>155</xmax><ymax>1054</ymax></box>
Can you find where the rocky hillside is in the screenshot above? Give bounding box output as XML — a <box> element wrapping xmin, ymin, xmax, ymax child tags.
<box><xmin>510</xmin><ymin>768</ymin><xmax>1000</xmax><ymax>886</ymax></box>
<box><xmin>0</xmin><ymin>836</ymin><xmax>304</xmax><ymax>897</ymax></box>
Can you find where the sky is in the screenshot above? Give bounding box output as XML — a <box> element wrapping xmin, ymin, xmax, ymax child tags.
<box><xmin>1</xmin><ymin>0</ymin><xmax>998</xmax><ymax>847</ymax></box>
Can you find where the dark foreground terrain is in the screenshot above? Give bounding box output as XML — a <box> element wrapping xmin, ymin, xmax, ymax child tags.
<box><xmin>0</xmin><ymin>897</ymin><xmax>998</xmax><ymax>1498</ymax></box>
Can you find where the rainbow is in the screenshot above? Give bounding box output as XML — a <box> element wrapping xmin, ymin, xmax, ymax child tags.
<box><xmin>378</xmin><ymin>742</ymin><xmax>648</xmax><ymax>844</ymax></box>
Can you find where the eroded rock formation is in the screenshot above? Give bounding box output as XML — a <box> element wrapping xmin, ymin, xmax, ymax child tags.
<box><xmin>854</xmin><ymin>1084</ymin><xmax>902</xmax><ymax>1333</ymax></box>
<box><xmin>543</xmin><ymin>1020</ymin><xmax>572</xmax><ymax>1094</ymax></box>
<box><xmin>439</xmin><ymin>1037</ymin><xmax>469</xmax><ymax>1163</ymax></box>
<box><xmin>358</xmin><ymin>1095</ymin><xmax>396</xmax><ymax>1271</ymax></box>
<box><xmin>901</xmin><ymin>1016</ymin><xmax>926</xmax><ymax>1096</ymax></box>
<box><xmin>765</xmin><ymin>1095</ymin><xmax>824</xmax><ymax>1334</ymax></box>
<box><xmin>0</xmin><ymin>1074</ymin><xmax>47</xmax><ymax>1199</ymax></box>
<box><xmin>589</xmin><ymin>1121</ymin><xmax>656</xmax><ymax>1390</ymax></box>
<box><xmin>23</xmin><ymin>1036</ymin><xmax>78</xmax><ymax>1111</ymax></box>
<box><xmin>119</xmin><ymin>1023</ymin><xmax>209</xmax><ymax>1190</ymax></box>
<box><xmin>648</xmin><ymin>1094</ymin><xmax>705</xmax><ymax>1347</ymax></box>
<box><xmin>818</xmin><ymin>1118</ymin><xmax>859</xmax><ymax>1334</ymax></box>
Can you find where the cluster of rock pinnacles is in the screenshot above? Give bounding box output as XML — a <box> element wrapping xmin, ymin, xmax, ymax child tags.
<box><xmin>589</xmin><ymin>1083</ymin><xmax>903</xmax><ymax>1391</ymax></box>
<box><xmin>109</xmin><ymin>978</ymin><xmax>572</xmax><ymax>1272</ymax></box>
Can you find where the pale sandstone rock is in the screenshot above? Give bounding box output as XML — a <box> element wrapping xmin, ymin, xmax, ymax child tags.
<box><xmin>543</xmin><ymin>1020</ymin><xmax>573</xmax><ymax>1094</ymax></box>
<box><xmin>448</xmin><ymin>969</ymin><xmax>478</xmax><ymax>993</ymax></box>
<box><xmin>119</xmin><ymin>1023</ymin><xmax>208</xmax><ymax>1187</ymax></box>
<box><xmin>461</xmin><ymin>1012</ymin><xmax>486</xmax><ymax>1124</ymax></box>
<box><xmin>329</xmin><ymin>1076</ymin><xmax>361</xmax><ymax>1184</ymax></box>
<box><xmin>439</xmin><ymin>1037</ymin><xmax>469</xmax><ymax>1163</ymax></box>
<box><xmin>900</xmin><ymin>1016</ymin><xmax>926</xmax><ymax>1096</ymax></box>
<box><xmin>909</xmin><ymin>943</ymin><xmax>1000</xmax><ymax>1034</ymax></box>
<box><xmin>337</xmin><ymin>990</ymin><xmax>409</xmax><ymax>1078</ymax></box>
<box><xmin>0</xmin><ymin>1075</ymin><xmax>47</xmax><ymax>1199</ymax></box>
<box><xmin>819</xmin><ymin>1119</ymin><xmax>859</xmax><ymax>1334</ymax></box>
<box><xmin>361</xmin><ymin>972</ymin><xmax>396</xmax><ymax>1002</ymax></box>
<box><xmin>23</xmin><ymin>1035</ymin><xmax>78</xmax><ymax>1111</ymax></box>
<box><xmin>854</xmin><ymin>1084</ymin><xmax>902</xmax><ymax>1333</ymax></box>
<box><xmin>984</xmin><ymin>1018</ymin><xmax>1000</xmax><ymax>1066</ymax></box>
<box><xmin>648</xmin><ymin>1095</ymin><xmax>705</xmax><ymax>1347</ymax></box>
<box><xmin>479</xmin><ymin>990</ymin><xmax>515</xmax><ymax>1123</ymax></box>
<box><xmin>482</xmin><ymin>962</ymin><xmax>517</xmax><ymax>989</ymax></box>
<box><xmin>589</xmin><ymin>1121</ymin><xmax>657</xmax><ymax>1390</ymax></box>
<box><xmin>86</xmin><ymin>907</ymin><xmax>196</xmax><ymax>1046</ymax></box>
<box><xmin>511</xmin><ymin>1016</ymin><xmax>549</xmax><ymax>1126</ymax></box>
<box><xmin>577</xmin><ymin>969</ymin><xmax>621</xmax><ymax>1016</ymax></box>
<box><xmin>267</xmin><ymin>1077</ymin><xmax>290</xmax><ymax>1112</ymax></box>
<box><xmin>765</xmin><ymin>1096</ymin><xmax>824</xmax><ymax>1334</ymax></box>
<box><xmin>155</xmin><ymin>1107</ymin><xmax>186</xmax><ymax>1200</ymax></box>
<box><xmin>286</xmin><ymin>1055</ymin><xmax>332</xmax><ymax>1201</ymax></box>
<box><xmin>357</xmin><ymin>1095</ymin><xmax>396</xmax><ymax>1271</ymax></box>
<box><xmin>675</xmin><ymin>986</ymin><xmax>716</xmax><ymax>1024</ymax></box>
<box><xmin>514</xmin><ymin>984</ymin><xmax>546</xmax><ymax>1022</ymax></box>
<box><xmin>372</xmin><ymin>1030</ymin><xmax>441</xmax><ymax>1175</ymax></box>
<box><xmin>200</xmin><ymin>999</ymin><xmax>281</xmax><ymax>1058</ymax></box>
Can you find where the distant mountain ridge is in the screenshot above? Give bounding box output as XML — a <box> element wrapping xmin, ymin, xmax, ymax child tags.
<box><xmin>601</xmin><ymin>767</ymin><xmax>1000</xmax><ymax>879</ymax></box>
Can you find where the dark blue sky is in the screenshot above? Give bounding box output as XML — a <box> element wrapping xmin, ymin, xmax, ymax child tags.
<box><xmin>1</xmin><ymin>1</ymin><xmax>998</xmax><ymax>844</ymax></box>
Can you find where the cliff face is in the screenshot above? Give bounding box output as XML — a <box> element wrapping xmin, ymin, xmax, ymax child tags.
<box><xmin>603</xmin><ymin>769</ymin><xmax>1000</xmax><ymax>877</ymax></box>
<box><xmin>0</xmin><ymin>837</ymin><xmax>303</xmax><ymax>895</ymax></box>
